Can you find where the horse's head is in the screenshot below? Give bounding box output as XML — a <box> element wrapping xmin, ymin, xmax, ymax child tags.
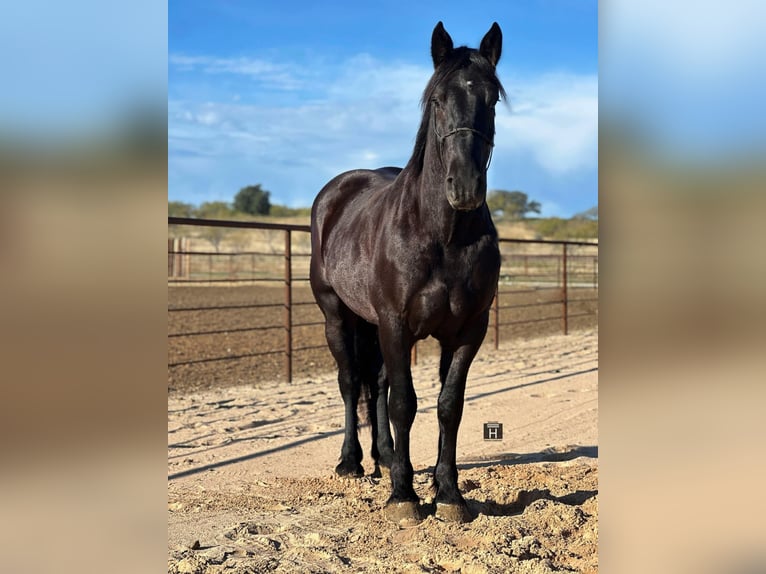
<box><xmin>427</xmin><ymin>22</ymin><xmax>504</xmax><ymax>212</ymax></box>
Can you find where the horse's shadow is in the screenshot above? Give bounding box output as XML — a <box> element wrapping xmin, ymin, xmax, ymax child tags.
<box><xmin>417</xmin><ymin>445</ymin><xmax>598</xmax><ymax>518</ymax></box>
<box><xmin>457</xmin><ymin>445</ymin><xmax>598</xmax><ymax>470</ymax></box>
<box><xmin>466</xmin><ymin>488</ymin><xmax>598</xmax><ymax>518</ymax></box>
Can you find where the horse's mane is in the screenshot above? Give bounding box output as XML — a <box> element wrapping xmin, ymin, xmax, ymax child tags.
<box><xmin>406</xmin><ymin>47</ymin><xmax>507</xmax><ymax>175</ymax></box>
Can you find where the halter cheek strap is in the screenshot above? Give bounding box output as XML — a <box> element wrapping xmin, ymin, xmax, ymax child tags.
<box><xmin>432</xmin><ymin>110</ymin><xmax>495</xmax><ymax>171</ymax></box>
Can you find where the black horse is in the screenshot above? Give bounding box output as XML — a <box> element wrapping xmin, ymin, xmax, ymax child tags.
<box><xmin>310</xmin><ymin>21</ymin><xmax>504</xmax><ymax>524</ymax></box>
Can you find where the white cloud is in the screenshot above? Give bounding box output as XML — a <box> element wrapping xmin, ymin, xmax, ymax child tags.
<box><xmin>195</xmin><ymin>110</ymin><xmax>219</xmax><ymax>126</ymax></box>
<box><xmin>169</xmin><ymin>55</ymin><xmax>597</xmax><ymax>210</ymax></box>
<box><xmin>496</xmin><ymin>73</ymin><xmax>598</xmax><ymax>174</ymax></box>
<box><xmin>327</xmin><ymin>54</ymin><xmax>429</xmax><ymax>104</ymax></box>
<box><xmin>169</xmin><ymin>54</ymin><xmax>305</xmax><ymax>90</ymax></box>
<box><xmin>169</xmin><ymin>54</ymin><xmax>429</xmax><ymax>174</ymax></box>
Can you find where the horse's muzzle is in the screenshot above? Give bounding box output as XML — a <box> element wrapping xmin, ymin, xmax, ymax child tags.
<box><xmin>446</xmin><ymin>177</ymin><xmax>485</xmax><ymax>211</ymax></box>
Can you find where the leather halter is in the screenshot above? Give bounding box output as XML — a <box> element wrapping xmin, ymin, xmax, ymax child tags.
<box><xmin>432</xmin><ymin>109</ymin><xmax>495</xmax><ymax>171</ymax></box>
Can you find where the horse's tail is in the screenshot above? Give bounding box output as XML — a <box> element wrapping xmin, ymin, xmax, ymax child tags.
<box><xmin>358</xmin><ymin>375</ymin><xmax>372</xmax><ymax>427</ymax></box>
<box><xmin>355</xmin><ymin>321</ymin><xmax>383</xmax><ymax>427</ymax></box>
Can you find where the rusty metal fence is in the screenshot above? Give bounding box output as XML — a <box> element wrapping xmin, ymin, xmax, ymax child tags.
<box><xmin>168</xmin><ymin>217</ymin><xmax>597</xmax><ymax>386</ymax></box>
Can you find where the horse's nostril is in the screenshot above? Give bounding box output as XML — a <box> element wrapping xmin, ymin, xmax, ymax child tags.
<box><xmin>446</xmin><ymin>177</ymin><xmax>454</xmax><ymax>185</ymax></box>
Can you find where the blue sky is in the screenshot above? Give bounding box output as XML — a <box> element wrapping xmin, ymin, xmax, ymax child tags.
<box><xmin>0</xmin><ymin>0</ymin><xmax>762</xmax><ymax>211</ymax></box>
<box><xmin>169</xmin><ymin>0</ymin><xmax>598</xmax><ymax>217</ymax></box>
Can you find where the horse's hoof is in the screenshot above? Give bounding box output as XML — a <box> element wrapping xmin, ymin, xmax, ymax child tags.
<box><xmin>435</xmin><ymin>502</ymin><xmax>472</xmax><ymax>523</ymax></box>
<box><xmin>335</xmin><ymin>462</ymin><xmax>364</xmax><ymax>478</ymax></box>
<box><xmin>384</xmin><ymin>501</ymin><xmax>421</xmax><ymax>526</ymax></box>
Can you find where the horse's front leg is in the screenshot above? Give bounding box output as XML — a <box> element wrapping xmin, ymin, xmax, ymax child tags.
<box><xmin>377</xmin><ymin>320</ymin><xmax>419</xmax><ymax>524</ymax></box>
<box><xmin>434</xmin><ymin>320</ymin><xmax>488</xmax><ymax>522</ymax></box>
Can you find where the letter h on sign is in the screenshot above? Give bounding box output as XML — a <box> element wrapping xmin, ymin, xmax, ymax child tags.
<box><xmin>483</xmin><ymin>422</ymin><xmax>503</xmax><ymax>440</ymax></box>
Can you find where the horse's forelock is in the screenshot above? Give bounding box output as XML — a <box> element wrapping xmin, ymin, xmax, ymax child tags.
<box><xmin>420</xmin><ymin>48</ymin><xmax>505</xmax><ymax>108</ymax></box>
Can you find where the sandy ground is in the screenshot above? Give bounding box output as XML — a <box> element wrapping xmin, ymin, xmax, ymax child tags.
<box><xmin>168</xmin><ymin>329</ymin><xmax>598</xmax><ymax>573</ymax></box>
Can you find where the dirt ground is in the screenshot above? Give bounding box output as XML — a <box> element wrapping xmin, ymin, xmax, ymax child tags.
<box><xmin>168</xmin><ymin>329</ymin><xmax>598</xmax><ymax>573</ymax></box>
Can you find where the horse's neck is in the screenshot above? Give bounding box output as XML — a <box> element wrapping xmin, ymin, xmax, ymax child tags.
<box><xmin>400</xmin><ymin>145</ymin><xmax>487</xmax><ymax>245</ymax></box>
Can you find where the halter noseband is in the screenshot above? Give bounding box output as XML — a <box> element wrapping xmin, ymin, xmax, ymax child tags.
<box><xmin>435</xmin><ymin>126</ymin><xmax>494</xmax><ymax>147</ymax></box>
<box><xmin>432</xmin><ymin>110</ymin><xmax>495</xmax><ymax>171</ymax></box>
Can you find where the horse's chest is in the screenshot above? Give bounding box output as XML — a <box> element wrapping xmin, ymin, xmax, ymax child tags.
<box><xmin>407</xmin><ymin>258</ymin><xmax>492</xmax><ymax>338</ymax></box>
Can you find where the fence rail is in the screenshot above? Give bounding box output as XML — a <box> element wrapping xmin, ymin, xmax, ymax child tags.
<box><xmin>168</xmin><ymin>217</ymin><xmax>597</xmax><ymax>385</ymax></box>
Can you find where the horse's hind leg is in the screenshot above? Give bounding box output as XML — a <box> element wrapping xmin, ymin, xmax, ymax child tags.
<box><xmin>371</xmin><ymin>363</ymin><xmax>394</xmax><ymax>473</ymax></box>
<box><xmin>356</xmin><ymin>321</ymin><xmax>394</xmax><ymax>475</ymax></box>
<box><xmin>317</xmin><ymin>291</ymin><xmax>364</xmax><ymax>477</ymax></box>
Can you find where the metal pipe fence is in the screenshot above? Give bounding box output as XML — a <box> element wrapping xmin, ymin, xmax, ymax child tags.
<box><xmin>168</xmin><ymin>217</ymin><xmax>597</xmax><ymax>385</ymax></box>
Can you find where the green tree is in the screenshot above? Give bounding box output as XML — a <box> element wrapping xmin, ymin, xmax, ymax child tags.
<box><xmin>234</xmin><ymin>184</ymin><xmax>271</xmax><ymax>216</ymax></box>
<box><xmin>487</xmin><ymin>190</ymin><xmax>541</xmax><ymax>220</ymax></box>
<box><xmin>168</xmin><ymin>200</ymin><xmax>195</xmax><ymax>218</ymax></box>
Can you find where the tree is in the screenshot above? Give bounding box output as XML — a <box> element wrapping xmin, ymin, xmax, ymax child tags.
<box><xmin>168</xmin><ymin>200</ymin><xmax>195</xmax><ymax>218</ymax></box>
<box><xmin>486</xmin><ymin>190</ymin><xmax>541</xmax><ymax>220</ymax></box>
<box><xmin>234</xmin><ymin>184</ymin><xmax>271</xmax><ymax>216</ymax></box>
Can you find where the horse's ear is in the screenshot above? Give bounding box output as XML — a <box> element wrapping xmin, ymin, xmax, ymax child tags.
<box><xmin>431</xmin><ymin>21</ymin><xmax>453</xmax><ymax>69</ymax></box>
<box><xmin>480</xmin><ymin>22</ymin><xmax>502</xmax><ymax>67</ymax></box>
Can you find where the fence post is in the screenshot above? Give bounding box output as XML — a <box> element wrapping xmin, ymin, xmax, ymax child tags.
<box><xmin>284</xmin><ymin>230</ymin><xmax>293</xmax><ymax>382</ymax></box>
<box><xmin>561</xmin><ymin>243</ymin><xmax>569</xmax><ymax>335</ymax></box>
